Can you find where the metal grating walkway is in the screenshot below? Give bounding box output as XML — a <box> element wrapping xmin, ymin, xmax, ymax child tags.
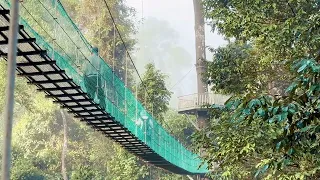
<box><xmin>0</xmin><ymin>6</ymin><xmax>200</xmax><ymax>175</ymax></box>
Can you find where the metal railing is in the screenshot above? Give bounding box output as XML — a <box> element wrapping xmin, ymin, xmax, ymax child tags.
<box><xmin>178</xmin><ymin>93</ymin><xmax>230</xmax><ymax>112</ymax></box>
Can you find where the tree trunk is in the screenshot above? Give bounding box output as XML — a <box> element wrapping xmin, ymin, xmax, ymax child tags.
<box><xmin>193</xmin><ymin>0</ymin><xmax>208</xmax><ymax>129</ymax></box>
<box><xmin>193</xmin><ymin>1</ymin><xmax>210</xmax><ymax>179</ymax></box>
<box><xmin>61</xmin><ymin>110</ymin><xmax>68</xmax><ymax>180</ymax></box>
<box><xmin>193</xmin><ymin>0</ymin><xmax>207</xmax><ymax>95</ymax></box>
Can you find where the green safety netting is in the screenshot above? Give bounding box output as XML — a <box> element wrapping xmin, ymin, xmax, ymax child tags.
<box><xmin>0</xmin><ymin>0</ymin><xmax>208</xmax><ymax>174</ymax></box>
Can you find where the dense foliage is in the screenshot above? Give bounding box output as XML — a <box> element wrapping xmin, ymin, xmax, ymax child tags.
<box><xmin>204</xmin><ymin>0</ymin><xmax>320</xmax><ymax>94</ymax></box>
<box><xmin>195</xmin><ymin>59</ymin><xmax>320</xmax><ymax>179</ymax></box>
<box><xmin>61</xmin><ymin>0</ymin><xmax>136</xmax><ymax>81</ymax></box>
<box><xmin>206</xmin><ymin>42</ymin><xmax>260</xmax><ymax>94</ymax></box>
<box><xmin>138</xmin><ymin>63</ymin><xmax>172</xmax><ymax>123</ymax></box>
<box><xmin>204</xmin><ymin>0</ymin><xmax>320</xmax><ymax>61</ymax></box>
<box><xmin>193</xmin><ymin>0</ymin><xmax>320</xmax><ymax>179</ymax></box>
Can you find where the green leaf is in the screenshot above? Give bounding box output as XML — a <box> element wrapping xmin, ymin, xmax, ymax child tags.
<box><xmin>268</xmin><ymin>117</ymin><xmax>275</xmax><ymax>123</ymax></box>
<box><xmin>297</xmin><ymin>63</ymin><xmax>308</xmax><ymax>72</ymax></box>
<box><xmin>254</xmin><ymin>169</ymin><xmax>261</xmax><ymax>178</ymax></box>
<box><xmin>288</xmin><ymin>148</ymin><xmax>294</xmax><ymax>155</ymax></box>
<box><xmin>285</xmin><ymin>82</ymin><xmax>298</xmax><ymax>93</ymax></box>
<box><xmin>248</xmin><ymin>99</ymin><xmax>261</xmax><ymax>108</ymax></box>
<box><xmin>276</xmin><ymin>141</ymin><xmax>282</xmax><ymax>151</ymax></box>
<box><xmin>242</xmin><ymin>108</ymin><xmax>251</xmax><ymax>115</ymax></box>
<box><xmin>297</xmin><ymin>121</ymin><xmax>304</xmax><ymax>129</ymax></box>
<box><xmin>311</xmin><ymin>65</ymin><xmax>320</xmax><ymax>73</ymax></box>
<box><xmin>279</xmin><ymin>112</ymin><xmax>288</xmax><ymax>122</ymax></box>
<box><xmin>300</xmin><ymin>126</ymin><xmax>311</xmax><ymax>132</ymax></box>
<box><xmin>282</xmin><ymin>106</ymin><xmax>288</xmax><ymax>112</ymax></box>
<box><xmin>272</xmin><ymin>107</ymin><xmax>279</xmax><ymax>115</ymax></box>
<box><xmin>257</xmin><ymin>108</ymin><xmax>265</xmax><ymax>117</ymax></box>
<box><xmin>261</xmin><ymin>164</ymin><xmax>269</xmax><ymax>173</ymax></box>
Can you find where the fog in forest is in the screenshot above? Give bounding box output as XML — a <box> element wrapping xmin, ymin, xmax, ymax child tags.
<box><xmin>127</xmin><ymin>0</ymin><xmax>227</xmax><ymax>108</ymax></box>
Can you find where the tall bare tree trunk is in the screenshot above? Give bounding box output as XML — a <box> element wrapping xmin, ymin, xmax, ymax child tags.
<box><xmin>193</xmin><ymin>0</ymin><xmax>208</xmax><ymax>129</ymax></box>
<box><xmin>193</xmin><ymin>2</ymin><xmax>211</xmax><ymax>179</ymax></box>
<box><xmin>60</xmin><ymin>110</ymin><xmax>68</xmax><ymax>180</ymax></box>
<box><xmin>193</xmin><ymin>0</ymin><xmax>207</xmax><ymax>94</ymax></box>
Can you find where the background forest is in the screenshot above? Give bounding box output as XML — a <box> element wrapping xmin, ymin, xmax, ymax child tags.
<box><xmin>0</xmin><ymin>0</ymin><xmax>196</xmax><ymax>179</ymax></box>
<box><xmin>1</xmin><ymin>0</ymin><xmax>320</xmax><ymax>179</ymax></box>
<box><xmin>192</xmin><ymin>0</ymin><xmax>320</xmax><ymax>179</ymax></box>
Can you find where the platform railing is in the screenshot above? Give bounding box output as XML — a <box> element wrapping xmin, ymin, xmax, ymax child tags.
<box><xmin>178</xmin><ymin>93</ymin><xmax>230</xmax><ymax>112</ymax></box>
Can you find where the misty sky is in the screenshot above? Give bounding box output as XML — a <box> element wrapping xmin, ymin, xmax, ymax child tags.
<box><xmin>126</xmin><ymin>0</ymin><xmax>227</xmax><ymax>108</ymax></box>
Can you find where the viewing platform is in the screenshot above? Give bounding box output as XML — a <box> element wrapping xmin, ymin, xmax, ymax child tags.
<box><xmin>177</xmin><ymin>93</ymin><xmax>230</xmax><ymax>114</ymax></box>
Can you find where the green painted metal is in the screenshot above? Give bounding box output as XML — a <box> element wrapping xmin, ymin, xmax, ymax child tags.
<box><xmin>0</xmin><ymin>0</ymin><xmax>208</xmax><ymax>174</ymax></box>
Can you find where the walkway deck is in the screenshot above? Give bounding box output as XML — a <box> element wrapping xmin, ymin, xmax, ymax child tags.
<box><xmin>0</xmin><ymin>1</ymin><xmax>207</xmax><ymax>175</ymax></box>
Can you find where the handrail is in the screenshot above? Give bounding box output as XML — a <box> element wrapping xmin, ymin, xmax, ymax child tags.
<box><xmin>178</xmin><ymin>93</ymin><xmax>230</xmax><ymax>111</ymax></box>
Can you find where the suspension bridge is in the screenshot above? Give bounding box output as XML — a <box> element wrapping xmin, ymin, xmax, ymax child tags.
<box><xmin>0</xmin><ymin>0</ymin><xmax>210</xmax><ymax>176</ymax></box>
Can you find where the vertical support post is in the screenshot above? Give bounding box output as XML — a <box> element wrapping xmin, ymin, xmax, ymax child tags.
<box><xmin>135</xmin><ymin>83</ymin><xmax>138</xmax><ymax>136</ymax></box>
<box><xmin>112</xmin><ymin>23</ymin><xmax>116</xmax><ymax>116</ymax></box>
<box><xmin>104</xmin><ymin>80</ymin><xmax>107</xmax><ymax>111</ymax></box>
<box><xmin>1</xmin><ymin>1</ymin><xmax>20</xmax><ymax>180</ymax></box>
<box><xmin>144</xmin><ymin>116</ymin><xmax>146</xmax><ymax>143</ymax></box>
<box><xmin>124</xmin><ymin>52</ymin><xmax>128</xmax><ymax>126</ymax></box>
<box><xmin>52</xmin><ymin>0</ymin><xmax>58</xmax><ymax>60</ymax></box>
<box><xmin>96</xmin><ymin>67</ymin><xmax>99</xmax><ymax>101</ymax></box>
<box><xmin>143</xmin><ymin>91</ymin><xmax>147</xmax><ymax>143</ymax></box>
<box><xmin>112</xmin><ymin>23</ymin><xmax>116</xmax><ymax>74</ymax></box>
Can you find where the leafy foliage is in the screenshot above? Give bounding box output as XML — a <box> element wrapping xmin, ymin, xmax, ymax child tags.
<box><xmin>204</xmin><ymin>0</ymin><xmax>320</xmax><ymax>97</ymax></box>
<box><xmin>10</xmin><ymin>149</ymin><xmax>46</xmax><ymax>180</ymax></box>
<box><xmin>206</xmin><ymin>39</ymin><xmax>294</xmax><ymax>96</ymax></box>
<box><xmin>193</xmin><ymin>1</ymin><xmax>320</xmax><ymax>178</ymax></box>
<box><xmin>204</xmin><ymin>0</ymin><xmax>320</xmax><ymax>61</ymax></box>
<box><xmin>61</xmin><ymin>0</ymin><xmax>136</xmax><ymax>82</ymax></box>
<box><xmin>70</xmin><ymin>165</ymin><xmax>95</xmax><ymax>180</ymax></box>
<box><xmin>138</xmin><ymin>63</ymin><xmax>172</xmax><ymax>123</ymax></box>
<box><xmin>198</xmin><ymin>2</ymin><xmax>320</xmax><ymax>178</ymax></box>
<box><xmin>193</xmin><ymin>59</ymin><xmax>320</xmax><ymax>179</ymax></box>
<box><xmin>206</xmin><ymin>42</ymin><xmax>261</xmax><ymax>94</ymax></box>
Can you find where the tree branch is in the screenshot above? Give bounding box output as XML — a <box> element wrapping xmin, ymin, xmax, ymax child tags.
<box><xmin>316</xmin><ymin>50</ymin><xmax>320</xmax><ymax>62</ymax></box>
<box><xmin>287</xmin><ymin>2</ymin><xmax>296</xmax><ymax>17</ymax></box>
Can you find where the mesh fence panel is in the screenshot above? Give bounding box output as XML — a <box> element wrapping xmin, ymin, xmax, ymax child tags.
<box><xmin>0</xmin><ymin>0</ymin><xmax>208</xmax><ymax>174</ymax></box>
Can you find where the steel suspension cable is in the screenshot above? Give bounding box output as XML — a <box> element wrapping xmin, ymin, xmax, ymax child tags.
<box><xmin>33</xmin><ymin>0</ymin><xmax>127</xmax><ymax>102</ymax></box>
<box><xmin>8</xmin><ymin>1</ymin><xmax>203</xmax><ymax>170</ymax></box>
<box><xmin>24</xmin><ymin>0</ymin><xmax>192</xmax><ymax>153</ymax></box>
<box><xmin>100</xmin><ymin>2</ymin><xmax>195</xmax><ymax>164</ymax></box>
<box><xmin>170</xmin><ymin>67</ymin><xmax>194</xmax><ymax>91</ymax></box>
<box><xmin>101</xmin><ymin>0</ymin><xmax>181</xmax><ymax>140</ymax></box>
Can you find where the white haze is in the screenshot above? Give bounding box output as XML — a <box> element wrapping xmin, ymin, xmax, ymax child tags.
<box><xmin>126</xmin><ymin>0</ymin><xmax>227</xmax><ymax>108</ymax></box>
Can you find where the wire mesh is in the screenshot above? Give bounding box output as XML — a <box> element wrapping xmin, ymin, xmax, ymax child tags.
<box><xmin>0</xmin><ymin>0</ymin><xmax>208</xmax><ymax>174</ymax></box>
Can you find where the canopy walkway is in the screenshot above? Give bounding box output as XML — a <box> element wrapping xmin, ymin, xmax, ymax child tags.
<box><xmin>0</xmin><ymin>0</ymin><xmax>208</xmax><ymax>175</ymax></box>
